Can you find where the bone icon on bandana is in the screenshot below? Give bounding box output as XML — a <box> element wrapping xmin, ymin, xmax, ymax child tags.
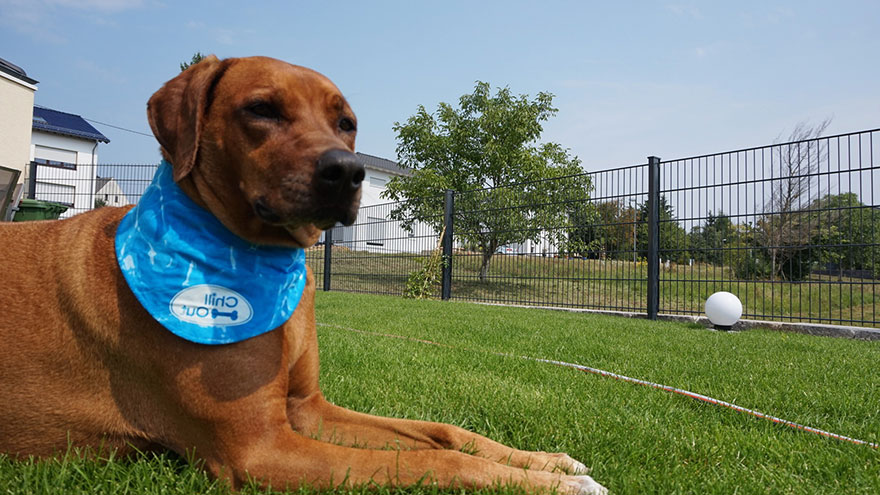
<box><xmin>170</xmin><ymin>285</ymin><xmax>254</xmax><ymax>326</ymax></box>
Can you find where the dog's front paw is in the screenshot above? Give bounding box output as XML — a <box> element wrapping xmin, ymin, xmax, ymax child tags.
<box><xmin>543</xmin><ymin>452</ymin><xmax>589</xmax><ymax>474</ymax></box>
<box><xmin>564</xmin><ymin>474</ymin><xmax>608</xmax><ymax>495</ymax></box>
<box><xmin>560</xmin><ymin>453</ymin><xmax>589</xmax><ymax>474</ymax></box>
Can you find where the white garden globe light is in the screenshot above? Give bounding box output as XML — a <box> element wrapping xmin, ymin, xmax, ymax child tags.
<box><xmin>705</xmin><ymin>291</ymin><xmax>743</xmax><ymax>329</ymax></box>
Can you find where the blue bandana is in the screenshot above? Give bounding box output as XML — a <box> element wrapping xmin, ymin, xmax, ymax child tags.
<box><xmin>115</xmin><ymin>161</ymin><xmax>307</xmax><ymax>345</ymax></box>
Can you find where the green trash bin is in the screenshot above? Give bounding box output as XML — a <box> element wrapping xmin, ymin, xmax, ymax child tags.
<box><xmin>12</xmin><ymin>199</ymin><xmax>69</xmax><ymax>221</ymax></box>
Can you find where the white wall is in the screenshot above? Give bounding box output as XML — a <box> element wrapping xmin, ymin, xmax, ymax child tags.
<box><xmin>360</xmin><ymin>168</ymin><xmax>393</xmax><ymax>207</ymax></box>
<box><xmin>95</xmin><ymin>178</ymin><xmax>129</xmax><ymax>207</ymax></box>
<box><xmin>0</xmin><ymin>70</ymin><xmax>36</xmax><ymax>182</ymax></box>
<box><xmin>30</xmin><ymin>131</ymin><xmax>100</xmax><ymax>218</ymax></box>
<box><xmin>340</xmin><ymin>165</ymin><xmax>562</xmax><ymax>256</ymax></box>
<box><xmin>323</xmin><ymin>164</ymin><xmax>439</xmax><ymax>254</ymax></box>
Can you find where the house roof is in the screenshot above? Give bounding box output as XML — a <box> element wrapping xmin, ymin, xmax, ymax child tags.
<box><xmin>95</xmin><ymin>177</ymin><xmax>112</xmax><ymax>191</ymax></box>
<box><xmin>0</xmin><ymin>57</ymin><xmax>38</xmax><ymax>85</ymax></box>
<box><xmin>32</xmin><ymin>106</ymin><xmax>110</xmax><ymax>143</ymax></box>
<box><xmin>356</xmin><ymin>152</ymin><xmax>409</xmax><ymax>176</ymax></box>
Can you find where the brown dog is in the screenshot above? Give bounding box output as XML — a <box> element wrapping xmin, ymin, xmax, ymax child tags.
<box><xmin>0</xmin><ymin>56</ymin><xmax>606</xmax><ymax>494</ymax></box>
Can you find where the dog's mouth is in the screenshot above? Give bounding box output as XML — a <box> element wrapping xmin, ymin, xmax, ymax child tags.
<box><xmin>252</xmin><ymin>197</ymin><xmax>360</xmax><ymax>230</ymax></box>
<box><xmin>249</xmin><ymin>149</ymin><xmax>364</xmax><ymax>240</ymax></box>
<box><xmin>254</xmin><ymin>198</ymin><xmax>284</xmax><ymax>224</ymax></box>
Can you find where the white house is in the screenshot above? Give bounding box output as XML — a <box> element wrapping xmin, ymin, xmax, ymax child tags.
<box><xmin>325</xmin><ymin>153</ymin><xmax>437</xmax><ymax>254</ymax></box>
<box><xmin>0</xmin><ymin>57</ymin><xmax>38</xmax><ymax>220</ymax></box>
<box><xmin>327</xmin><ymin>153</ymin><xmax>560</xmax><ymax>257</ymax></box>
<box><xmin>30</xmin><ymin>106</ymin><xmax>110</xmax><ymax>217</ymax></box>
<box><xmin>357</xmin><ymin>152</ymin><xmax>409</xmax><ymax>206</ymax></box>
<box><xmin>95</xmin><ymin>176</ymin><xmax>130</xmax><ymax>207</ymax></box>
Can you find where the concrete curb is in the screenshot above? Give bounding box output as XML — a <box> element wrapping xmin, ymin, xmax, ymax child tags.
<box><xmin>660</xmin><ymin>314</ymin><xmax>880</xmax><ymax>341</ymax></box>
<box><xmin>473</xmin><ymin>302</ymin><xmax>880</xmax><ymax>341</ymax></box>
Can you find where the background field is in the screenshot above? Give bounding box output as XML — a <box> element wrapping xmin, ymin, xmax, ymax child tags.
<box><xmin>2</xmin><ymin>291</ymin><xmax>878</xmax><ymax>494</ymax></box>
<box><xmin>308</xmin><ymin>248</ymin><xmax>880</xmax><ymax>325</ymax></box>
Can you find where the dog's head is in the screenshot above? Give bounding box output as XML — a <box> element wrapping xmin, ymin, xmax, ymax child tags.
<box><xmin>147</xmin><ymin>55</ymin><xmax>363</xmax><ymax>248</ymax></box>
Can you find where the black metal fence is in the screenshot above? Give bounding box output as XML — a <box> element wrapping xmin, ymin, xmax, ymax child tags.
<box><xmin>656</xmin><ymin>130</ymin><xmax>879</xmax><ymax>326</ymax></box>
<box><xmin>315</xmin><ymin>199</ymin><xmax>444</xmax><ymax>297</ymax></box>
<box><xmin>319</xmin><ymin>128</ymin><xmax>879</xmax><ymax>328</ymax></box>
<box><xmin>16</xmin><ymin>128</ymin><xmax>879</xmax><ymax>328</ymax></box>
<box><xmin>20</xmin><ymin>161</ymin><xmax>157</xmax><ymax>217</ymax></box>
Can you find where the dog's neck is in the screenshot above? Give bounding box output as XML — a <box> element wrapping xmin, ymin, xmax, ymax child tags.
<box><xmin>114</xmin><ymin>161</ymin><xmax>307</xmax><ymax>345</ymax></box>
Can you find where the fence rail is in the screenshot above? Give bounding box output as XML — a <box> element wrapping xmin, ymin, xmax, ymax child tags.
<box><xmin>15</xmin><ymin>128</ymin><xmax>880</xmax><ymax>328</ymax></box>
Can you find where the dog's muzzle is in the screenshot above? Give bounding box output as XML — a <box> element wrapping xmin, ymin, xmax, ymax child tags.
<box><xmin>254</xmin><ymin>149</ymin><xmax>365</xmax><ymax>228</ymax></box>
<box><xmin>315</xmin><ymin>149</ymin><xmax>364</xmax><ymax>198</ymax></box>
<box><xmin>313</xmin><ymin>149</ymin><xmax>364</xmax><ymax>225</ymax></box>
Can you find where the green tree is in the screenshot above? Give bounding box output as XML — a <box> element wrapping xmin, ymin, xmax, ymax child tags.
<box><xmin>718</xmin><ymin>221</ymin><xmax>772</xmax><ymax>280</ymax></box>
<box><xmin>807</xmin><ymin>193</ymin><xmax>880</xmax><ymax>278</ymax></box>
<box><xmin>635</xmin><ymin>195</ymin><xmax>689</xmax><ymax>263</ymax></box>
<box><xmin>725</xmin><ymin>193</ymin><xmax>879</xmax><ymax>281</ymax></box>
<box><xmin>757</xmin><ymin>119</ymin><xmax>831</xmax><ymax>280</ymax></box>
<box><xmin>689</xmin><ymin>211</ymin><xmax>735</xmax><ymax>265</ymax></box>
<box><xmin>687</xmin><ymin>214</ymin><xmax>771</xmax><ymax>279</ymax></box>
<box><xmin>383</xmin><ymin>82</ymin><xmax>591</xmax><ymax>281</ymax></box>
<box><xmin>687</xmin><ymin>226</ymin><xmax>708</xmax><ymax>263</ymax></box>
<box><xmin>569</xmin><ymin>200</ymin><xmax>639</xmax><ymax>260</ymax></box>
<box><xmin>608</xmin><ymin>202</ymin><xmax>640</xmax><ymax>262</ymax></box>
<box><xmin>566</xmin><ymin>202</ymin><xmax>602</xmax><ymax>258</ymax></box>
<box><xmin>180</xmin><ymin>52</ymin><xmax>207</xmax><ymax>72</ymax></box>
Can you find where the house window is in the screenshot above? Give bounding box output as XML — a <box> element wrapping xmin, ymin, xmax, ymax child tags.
<box><xmin>330</xmin><ymin>224</ymin><xmax>355</xmax><ymax>248</ymax></box>
<box><xmin>33</xmin><ymin>145</ymin><xmax>77</xmax><ymax>170</ymax></box>
<box><xmin>35</xmin><ymin>181</ymin><xmax>75</xmax><ymax>207</ymax></box>
<box><xmin>369</xmin><ymin>175</ymin><xmax>386</xmax><ymax>188</ymax></box>
<box><xmin>32</xmin><ymin>158</ymin><xmax>76</xmax><ymax>171</ymax></box>
<box><xmin>366</xmin><ymin>216</ymin><xmax>385</xmax><ymax>246</ymax></box>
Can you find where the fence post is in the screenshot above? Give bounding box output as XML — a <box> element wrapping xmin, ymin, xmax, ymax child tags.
<box><xmin>27</xmin><ymin>161</ymin><xmax>37</xmax><ymax>199</ymax></box>
<box><xmin>647</xmin><ymin>156</ymin><xmax>661</xmax><ymax>319</ymax></box>
<box><xmin>441</xmin><ymin>189</ymin><xmax>454</xmax><ymax>300</ymax></box>
<box><xmin>322</xmin><ymin>227</ymin><xmax>333</xmax><ymax>291</ymax></box>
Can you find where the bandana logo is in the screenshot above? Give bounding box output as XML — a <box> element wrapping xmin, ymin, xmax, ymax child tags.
<box><xmin>170</xmin><ymin>284</ymin><xmax>254</xmax><ymax>327</ymax></box>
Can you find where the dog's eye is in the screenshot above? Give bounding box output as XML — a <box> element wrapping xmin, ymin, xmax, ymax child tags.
<box><xmin>339</xmin><ymin>117</ymin><xmax>356</xmax><ymax>132</ymax></box>
<box><xmin>245</xmin><ymin>102</ymin><xmax>282</xmax><ymax>120</ymax></box>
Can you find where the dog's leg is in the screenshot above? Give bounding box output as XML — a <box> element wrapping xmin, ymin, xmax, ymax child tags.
<box><xmin>284</xmin><ymin>286</ymin><xmax>596</xmax><ymax>479</ymax></box>
<box><xmin>206</xmin><ymin>424</ymin><xmax>605</xmax><ymax>495</ymax></box>
<box><xmin>279</xmin><ymin>282</ymin><xmax>603</xmax><ymax>491</ymax></box>
<box><xmin>154</xmin><ymin>337</ymin><xmax>599</xmax><ymax>494</ymax></box>
<box><xmin>287</xmin><ymin>393</ymin><xmax>592</xmax><ymax>476</ymax></box>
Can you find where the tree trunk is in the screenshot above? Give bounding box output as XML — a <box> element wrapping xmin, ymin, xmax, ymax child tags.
<box><xmin>771</xmin><ymin>252</ymin><xmax>777</xmax><ymax>280</ymax></box>
<box><xmin>479</xmin><ymin>250</ymin><xmax>493</xmax><ymax>282</ymax></box>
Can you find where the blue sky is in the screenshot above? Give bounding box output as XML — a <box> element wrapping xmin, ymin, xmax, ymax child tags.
<box><xmin>2</xmin><ymin>0</ymin><xmax>878</xmax><ymax>171</ymax></box>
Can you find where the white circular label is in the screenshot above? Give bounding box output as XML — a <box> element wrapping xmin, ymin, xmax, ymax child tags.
<box><xmin>170</xmin><ymin>284</ymin><xmax>254</xmax><ymax>327</ymax></box>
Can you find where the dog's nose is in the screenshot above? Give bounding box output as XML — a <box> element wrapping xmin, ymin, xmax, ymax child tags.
<box><xmin>315</xmin><ymin>149</ymin><xmax>364</xmax><ymax>194</ymax></box>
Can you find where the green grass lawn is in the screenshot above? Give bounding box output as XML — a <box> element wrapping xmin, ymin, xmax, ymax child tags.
<box><xmin>2</xmin><ymin>291</ymin><xmax>878</xmax><ymax>494</ymax></box>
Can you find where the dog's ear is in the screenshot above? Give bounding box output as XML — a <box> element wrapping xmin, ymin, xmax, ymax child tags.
<box><xmin>147</xmin><ymin>55</ymin><xmax>228</xmax><ymax>181</ymax></box>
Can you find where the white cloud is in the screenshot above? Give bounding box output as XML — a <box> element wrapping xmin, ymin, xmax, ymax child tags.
<box><xmin>47</xmin><ymin>0</ymin><xmax>145</xmax><ymax>11</ymax></box>
<box><xmin>559</xmin><ymin>79</ymin><xmax>590</xmax><ymax>89</ymax></box>
<box><xmin>665</xmin><ymin>2</ymin><xmax>703</xmax><ymax>20</ymax></box>
<box><xmin>185</xmin><ymin>19</ymin><xmax>252</xmax><ymax>46</ymax></box>
<box><xmin>0</xmin><ymin>0</ymin><xmax>147</xmax><ymax>40</ymax></box>
<box><xmin>74</xmin><ymin>57</ymin><xmax>128</xmax><ymax>85</ymax></box>
<box><xmin>0</xmin><ymin>0</ymin><xmax>43</xmax><ymax>24</ymax></box>
<box><xmin>0</xmin><ymin>0</ymin><xmax>63</xmax><ymax>42</ymax></box>
<box><xmin>692</xmin><ymin>41</ymin><xmax>732</xmax><ymax>60</ymax></box>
